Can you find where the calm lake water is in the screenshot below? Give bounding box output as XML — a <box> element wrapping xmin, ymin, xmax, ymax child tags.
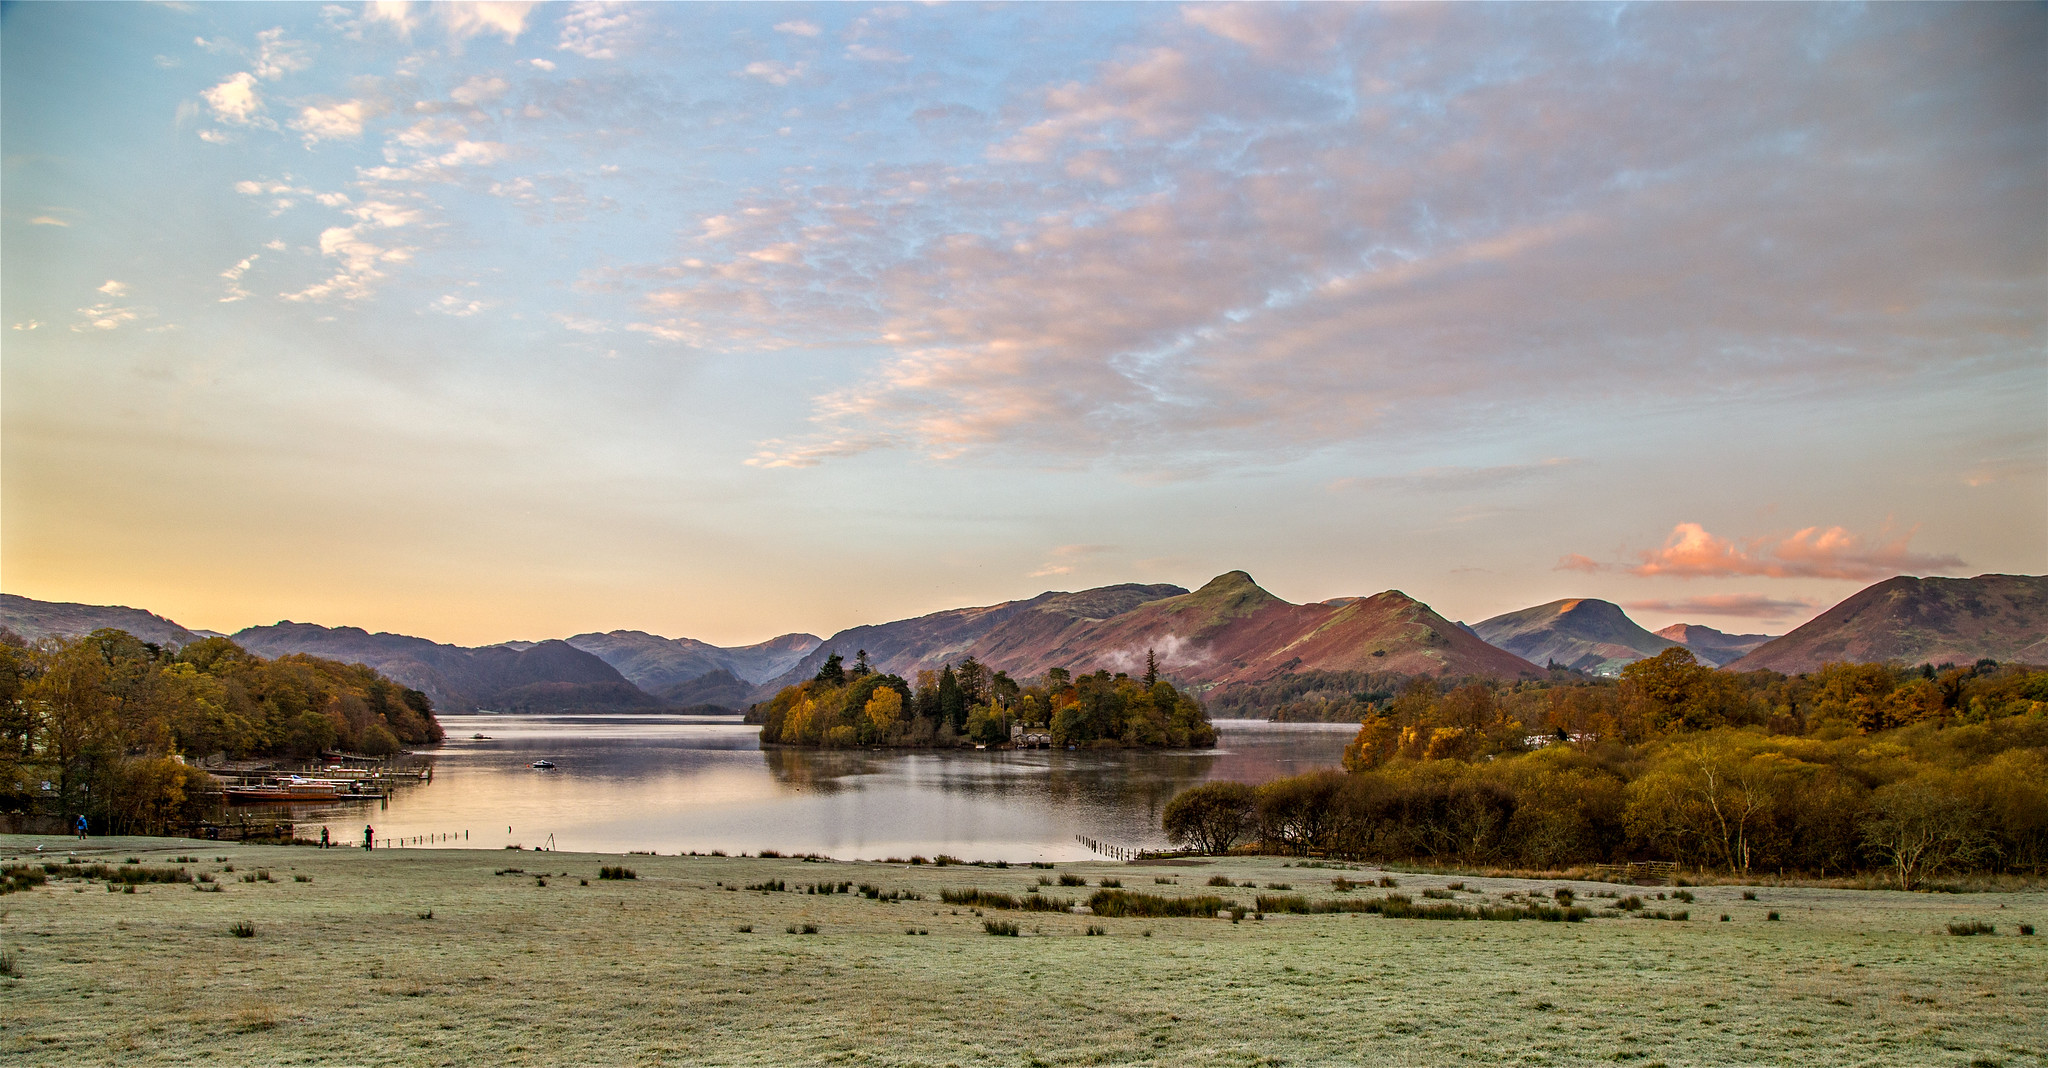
<box><xmin>289</xmin><ymin>716</ymin><xmax>1354</xmax><ymax>861</ymax></box>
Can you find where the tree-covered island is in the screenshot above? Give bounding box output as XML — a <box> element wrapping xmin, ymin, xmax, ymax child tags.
<box><xmin>756</xmin><ymin>650</ymin><xmax>1216</xmax><ymax>749</ymax></box>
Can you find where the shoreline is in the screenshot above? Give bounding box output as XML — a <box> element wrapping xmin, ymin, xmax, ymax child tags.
<box><xmin>3</xmin><ymin>833</ymin><xmax>2042</xmax><ymax>1066</ymax></box>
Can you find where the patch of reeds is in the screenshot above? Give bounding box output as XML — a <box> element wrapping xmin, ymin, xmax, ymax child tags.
<box><xmin>1</xmin><ymin>865</ymin><xmax>47</xmax><ymax>895</ymax></box>
<box><xmin>1088</xmin><ymin>890</ymin><xmax>1235</xmax><ymax>919</ymax></box>
<box><xmin>1255</xmin><ymin>893</ymin><xmax>1589</xmax><ymax>922</ymax></box>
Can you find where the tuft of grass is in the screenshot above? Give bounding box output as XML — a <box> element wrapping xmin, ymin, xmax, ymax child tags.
<box><xmin>0</xmin><ymin>949</ymin><xmax>17</xmax><ymax>978</ymax></box>
<box><xmin>735</xmin><ymin>925</ymin><xmax>752</xmax><ymax>933</ymax></box>
<box><xmin>746</xmin><ymin>879</ymin><xmax>785</xmax><ymax>892</ymax></box>
<box><xmin>2020</xmin><ymin>924</ymin><xmax>2035</xmax><ymax>936</ymax></box>
<box><xmin>1767</xmin><ymin>912</ymin><xmax>1781</xmax><ymax>922</ymax></box>
<box><xmin>1265</xmin><ymin>882</ymin><xmax>1292</xmax><ymax>890</ymax></box>
<box><xmin>1741</xmin><ymin>890</ymin><xmax>1757</xmax><ymax>900</ymax></box>
<box><xmin>1947</xmin><ymin>921</ymin><xmax>1996</xmax><ymax>936</ymax></box>
<box><xmin>1672</xmin><ymin>890</ymin><xmax>1695</xmax><ymax>903</ymax></box>
<box><xmin>1059</xmin><ymin>873</ymin><xmax>1087</xmax><ymax>887</ymax></box>
<box><xmin>1377</xmin><ymin>876</ymin><xmax>1400</xmax><ymax>888</ymax></box>
<box><xmin>1208</xmin><ymin>875</ymin><xmax>1235</xmax><ymax>887</ymax></box>
<box><xmin>293</xmin><ymin>874</ymin><xmax>312</xmax><ymax>883</ymax></box>
<box><xmin>1154</xmin><ymin>877</ymin><xmax>1176</xmax><ymax>885</ymax></box>
<box><xmin>1445</xmin><ymin>881</ymin><xmax>1465</xmax><ymax>891</ymax></box>
<box><xmin>1097</xmin><ymin>878</ymin><xmax>1121</xmax><ymax>888</ymax></box>
<box><xmin>984</xmin><ymin>919</ymin><xmax>1020</xmax><ymax>936</ymax></box>
<box><xmin>1421</xmin><ymin>889</ymin><xmax>1454</xmax><ymax>900</ymax></box>
<box><xmin>194</xmin><ymin>883</ymin><xmax>223</xmax><ymax>893</ymax></box>
<box><xmin>1085</xmin><ymin>925</ymin><xmax>1106</xmax><ymax>936</ymax></box>
<box><xmin>229</xmin><ymin>921</ymin><xmax>256</xmax><ymax>938</ymax></box>
<box><xmin>598</xmin><ymin>865</ymin><xmax>637</xmax><ymax>880</ymax></box>
<box><xmin>1720</xmin><ymin>914</ymin><xmax>1730</xmax><ymax>922</ymax></box>
<box><xmin>418</xmin><ymin>910</ymin><xmax>433</xmax><ymax>920</ymax></box>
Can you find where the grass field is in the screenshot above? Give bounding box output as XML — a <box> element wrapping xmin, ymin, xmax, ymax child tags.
<box><xmin>2</xmin><ymin>835</ymin><xmax>2042</xmax><ymax>1067</ymax></box>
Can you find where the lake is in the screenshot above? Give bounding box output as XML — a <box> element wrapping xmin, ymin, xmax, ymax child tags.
<box><xmin>289</xmin><ymin>715</ymin><xmax>1355</xmax><ymax>861</ymax></box>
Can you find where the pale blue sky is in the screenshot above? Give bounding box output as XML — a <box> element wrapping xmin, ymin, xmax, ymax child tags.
<box><xmin>4</xmin><ymin>2</ymin><xmax>2043</xmax><ymax>646</ymax></box>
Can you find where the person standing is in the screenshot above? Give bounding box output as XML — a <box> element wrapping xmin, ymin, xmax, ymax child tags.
<box><xmin>363</xmin><ymin>824</ymin><xmax>374</xmax><ymax>850</ymax></box>
<box><xmin>320</xmin><ymin>826</ymin><xmax>330</xmax><ymax>849</ymax></box>
<box><xmin>75</xmin><ymin>814</ymin><xmax>87</xmax><ymax>839</ymax></box>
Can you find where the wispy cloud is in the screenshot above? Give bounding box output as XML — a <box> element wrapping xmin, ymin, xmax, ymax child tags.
<box><xmin>1623</xmin><ymin>594</ymin><xmax>1814</xmax><ymax>621</ymax></box>
<box><xmin>1030</xmin><ymin>544</ymin><xmax>1116</xmax><ymax>578</ymax></box>
<box><xmin>1328</xmin><ymin>458</ymin><xmax>1582</xmax><ymax>494</ymax></box>
<box><xmin>557</xmin><ymin>2</ymin><xmax>637</xmax><ymax>59</ymax></box>
<box><xmin>1562</xmin><ymin>522</ymin><xmax>1967</xmax><ymax>581</ymax></box>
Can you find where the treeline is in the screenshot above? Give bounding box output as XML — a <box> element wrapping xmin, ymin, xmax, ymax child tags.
<box><xmin>1165</xmin><ymin>655</ymin><xmax>2048</xmax><ymax>887</ymax></box>
<box><xmin>0</xmin><ymin>628</ymin><xmax>443</xmax><ymax>834</ymax></box>
<box><xmin>757</xmin><ymin>650</ymin><xmax>1216</xmax><ymax>749</ymax></box>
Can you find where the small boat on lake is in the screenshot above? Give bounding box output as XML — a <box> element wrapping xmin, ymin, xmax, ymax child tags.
<box><xmin>472</xmin><ymin>733</ymin><xmax>490</xmax><ymax>740</ymax></box>
<box><xmin>529</xmin><ymin>760</ymin><xmax>557</xmax><ymax>770</ymax></box>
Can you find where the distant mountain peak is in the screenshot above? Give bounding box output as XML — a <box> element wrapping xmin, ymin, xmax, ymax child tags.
<box><xmin>1473</xmin><ymin>597</ymin><xmax>1676</xmax><ymax>675</ymax></box>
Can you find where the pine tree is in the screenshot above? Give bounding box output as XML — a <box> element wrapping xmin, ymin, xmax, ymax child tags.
<box><xmin>814</xmin><ymin>652</ymin><xmax>845</xmax><ymax>686</ymax></box>
<box><xmin>1144</xmin><ymin>649</ymin><xmax>1158</xmax><ymax>689</ymax></box>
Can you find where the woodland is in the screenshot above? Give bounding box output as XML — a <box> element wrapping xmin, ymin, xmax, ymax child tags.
<box><xmin>0</xmin><ymin>628</ymin><xmax>442</xmax><ymax>835</ymax></box>
<box><xmin>1165</xmin><ymin>648</ymin><xmax>2048</xmax><ymax>885</ymax></box>
<box><xmin>755</xmin><ymin>650</ymin><xmax>1217</xmax><ymax>749</ymax></box>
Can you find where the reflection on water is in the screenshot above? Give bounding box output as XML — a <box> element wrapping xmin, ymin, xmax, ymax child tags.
<box><xmin>291</xmin><ymin>715</ymin><xmax>1353</xmax><ymax>861</ymax></box>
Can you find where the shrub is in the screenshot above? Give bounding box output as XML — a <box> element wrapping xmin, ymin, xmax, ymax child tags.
<box><xmin>229</xmin><ymin>921</ymin><xmax>256</xmax><ymax>938</ymax></box>
<box><xmin>1163</xmin><ymin>781</ymin><xmax>1257</xmax><ymax>855</ymax></box>
<box><xmin>1947</xmin><ymin>921</ymin><xmax>1996</xmax><ymax>936</ymax></box>
<box><xmin>984</xmin><ymin>920</ymin><xmax>1020</xmax><ymax>936</ymax></box>
<box><xmin>1552</xmin><ymin>888</ymin><xmax>1574</xmax><ymax>902</ymax></box>
<box><xmin>758</xmin><ymin>850</ymin><xmax>781</xmax><ymax>858</ymax></box>
<box><xmin>598</xmin><ymin>866</ymin><xmax>637</xmax><ymax>880</ymax></box>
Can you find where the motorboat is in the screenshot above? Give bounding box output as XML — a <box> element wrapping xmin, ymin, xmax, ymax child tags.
<box><xmin>529</xmin><ymin>759</ymin><xmax>557</xmax><ymax>770</ymax></box>
<box><xmin>471</xmin><ymin>733</ymin><xmax>489</xmax><ymax>740</ymax></box>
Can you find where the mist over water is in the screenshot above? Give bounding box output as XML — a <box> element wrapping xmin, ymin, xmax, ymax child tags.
<box><xmin>291</xmin><ymin>716</ymin><xmax>1352</xmax><ymax>861</ymax></box>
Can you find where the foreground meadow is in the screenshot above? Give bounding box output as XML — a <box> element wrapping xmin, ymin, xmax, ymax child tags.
<box><xmin>1</xmin><ymin>836</ymin><xmax>2042</xmax><ymax>1067</ymax></box>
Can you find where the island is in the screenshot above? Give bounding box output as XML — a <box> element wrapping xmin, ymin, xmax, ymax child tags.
<box><xmin>755</xmin><ymin>651</ymin><xmax>1216</xmax><ymax>749</ymax></box>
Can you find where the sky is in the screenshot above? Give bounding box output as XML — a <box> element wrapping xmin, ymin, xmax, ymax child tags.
<box><xmin>3</xmin><ymin>1</ymin><xmax>2043</xmax><ymax>649</ymax></box>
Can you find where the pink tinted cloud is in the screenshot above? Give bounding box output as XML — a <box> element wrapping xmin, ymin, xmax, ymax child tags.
<box><xmin>1572</xmin><ymin>522</ymin><xmax>1966</xmax><ymax>581</ymax></box>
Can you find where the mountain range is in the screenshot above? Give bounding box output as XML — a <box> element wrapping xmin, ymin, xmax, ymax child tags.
<box><xmin>4</xmin><ymin>571</ymin><xmax>2041</xmax><ymax>713</ymax></box>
